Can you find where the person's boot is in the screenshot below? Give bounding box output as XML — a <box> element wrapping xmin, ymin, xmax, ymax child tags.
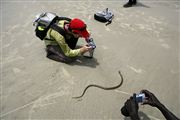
<box><xmin>132</xmin><ymin>0</ymin><xmax>137</xmax><ymax>5</ymax></box>
<box><xmin>123</xmin><ymin>0</ymin><xmax>133</xmax><ymax>8</ymax></box>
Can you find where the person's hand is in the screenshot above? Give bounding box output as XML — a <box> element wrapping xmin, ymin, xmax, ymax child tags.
<box><xmin>121</xmin><ymin>94</ymin><xmax>139</xmax><ymax>119</ymax></box>
<box><xmin>80</xmin><ymin>45</ymin><xmax>92</xmax><ymax>55</ymax></box>
<box><xmin>141</xmin><ymin>90</ymin><xmax>162</xmax><ymax>108</ymax></box>
<box><xmin>126</xmin><ymin>95</ymin><xmax>139</xmax><ymax>116</ymax></box>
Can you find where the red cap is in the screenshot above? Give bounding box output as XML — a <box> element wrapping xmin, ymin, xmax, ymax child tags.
<box><xmin>69</xmin><ymin>18</ymin><xmax>90</xmax><ymax>39</ymax></box>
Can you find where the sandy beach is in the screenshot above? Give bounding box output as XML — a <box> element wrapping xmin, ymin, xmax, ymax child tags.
<box><xmin>1</xmin><ymin>0</ymin><xmax>179</xmax><ymax>119</ymax></box>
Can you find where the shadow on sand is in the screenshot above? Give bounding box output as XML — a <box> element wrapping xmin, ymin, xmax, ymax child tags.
<box><xmin>134</xmin><ymin>2</ymin><xmax>151</xmax><ymax>8</ymax></box>
<box><xmin>69</xmin><ymin>56</ymin><xmax>99</xmax><ymax>68</ymax></box>
<box><xmin>124</xmin><ymin>111</ymin><xmax>151</xmax><ymax>120</ymax></box>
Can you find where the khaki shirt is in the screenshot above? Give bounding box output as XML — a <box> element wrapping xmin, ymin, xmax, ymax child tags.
<box><xmin>44</xmin><ymin>20</ymin><xmax>81</xmax><ymax>57</ymax></box>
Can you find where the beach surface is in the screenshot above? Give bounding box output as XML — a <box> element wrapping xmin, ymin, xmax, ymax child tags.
<box><xmin>1</xmin><ymin>0</ymin><xmax>180</xmax><ymax>119</ymax></box>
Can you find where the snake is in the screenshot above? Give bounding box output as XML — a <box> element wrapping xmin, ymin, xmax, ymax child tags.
<box><xmin>72</xmin><ymin>70</ymin><xmax>123</xmax><ymax>99</ymax></box>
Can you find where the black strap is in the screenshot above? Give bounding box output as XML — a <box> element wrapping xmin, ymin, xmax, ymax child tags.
<box><xmin>57</xmin><ymin>17</ymin><xmax>71</xmax><ymax>22</ymax></box>
<box><xmin>50</xmin><ymin>24</ymin><xmax>66</xmax><ymax>38</ymax></box>
<box><xmin>44</xmin><ymin>38</ymin><xmax>54</xmax><ymax>41</ymax></box>
<box><xmin>49</xmin><ymin>17</ymin><xmax>72</xmax><ymax>38</ymax></box>
<box><xmin>106</xmin><ymin>20</ymin><xmax>112</xmax><ymax>26</ymax></box>
<box><xmin>106</xmin><ymin>15</ymin><xmax>114</xmax><ymax>26</ymax></box>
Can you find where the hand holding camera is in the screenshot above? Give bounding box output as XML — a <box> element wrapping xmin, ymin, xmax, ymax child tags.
<box><xmin>121</xmin><ymin>90</ymin><xmax>180</xmax><ymax>120</ymax></box>
<box><xmin>83</xmin><ymin>38</ymin><xmax>96</xmax><ymax>58</ymax></box>
<box><xmin>86</xmin><ymin>38</ymin><xmax>96</xmax><ymax>49</ymax></box>
<box><xmin>141</xmin><ymin>90</ymin><xmax>162</xmax><ymax>108</ymax></box>
<box><xmin>80</xmin><ymin>45</ymin><xmax>92</xmax><ymax>54</ymax></box>
<box><xmin>121</xmin><ymin>92</ymin><xmax>149</xmax><ymax>120</ymax></box>
<box><xmin>121</xmin><ymin>94</ymin><xmax>140</xmax><ymax>119</ymax></box>
<box><xmin>121</xmin><ymin>90</ymin><xmax>162</xmax><ymax>119</ymax></box>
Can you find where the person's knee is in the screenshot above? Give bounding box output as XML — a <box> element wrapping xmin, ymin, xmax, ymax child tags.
<box><xmin>45</xmin><ymin>45</ymin><xmax>76</xmax><ymax>64</ymax></box>
<box><xmin>64</xmin><ymin>57</ymin><xmax>76</xmax><ymax>64</ymax></box>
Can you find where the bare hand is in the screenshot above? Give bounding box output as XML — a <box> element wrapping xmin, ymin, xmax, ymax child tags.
<box><xmin>141</xmin><ymin>90</ymin><xmax>162</xmax><ymax>108</ymax></box>
<box><xmin>121</xmin><ymin>95</ymin><xmax>140</xmax><ymax>119</ymax></box>
<box><xmin>80</xmin><ymin>45</ymin><xmax>92</xmax><ymax>55</ymax></box>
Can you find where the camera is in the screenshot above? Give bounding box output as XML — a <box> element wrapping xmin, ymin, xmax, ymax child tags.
<box><xmin>135</xmin><ymin>93</ymin><xmax>145</xmax><ymax>103</ymax></box>
<box><xmin>86</xmin><ymin>38</ymin><xmax>96</xmax><ymax>49</ymax></box>
<box><xmin>84</xmin><ymin>38</ymin><xmax>96</xmax><ymax>58</ymax></box>
<box><xmin>121</xmin><ymin>93</ymin><xmax>146</xmax><ymax>116</ymax></box>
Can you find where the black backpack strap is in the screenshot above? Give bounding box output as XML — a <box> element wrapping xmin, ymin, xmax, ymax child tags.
<box><xmin>56</xmin><ymin>17</ymin><xmax>71</xmax><ymax>22</ymax></box>
<box><xmin>50</xmin><ymin>24</ymin><xmax>66</xmax><ymax>39</ymax></box>
<box><xmin>49</xmin><ymin>17</ymin><xmax>72</xmax><ymax>38</ymax></box>
<box><xmin>105</xmin><ymin>14</ymin><xmax>114</xmax><ymax>26</ymax></box>
<box><xmin>106</xmin><ymin>20</ymin><xmax>112</xmax><ymax>26</ymax></box>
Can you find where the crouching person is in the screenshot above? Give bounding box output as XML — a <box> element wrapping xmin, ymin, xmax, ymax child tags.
<box><xmin>33</xmin><ymin>12</ymin><xmax>92</xmax><ymax>63</ymax></box>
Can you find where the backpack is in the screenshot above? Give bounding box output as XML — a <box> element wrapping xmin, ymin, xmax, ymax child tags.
<box><xmin>33</xmin><ymin>12</ymin><xmax>71</xmax><ymax>40</ymax></box>
<box><xmin>94</xmin><ymin>8</ymin><xmax>114</xmax><ymax>26</ymax></box>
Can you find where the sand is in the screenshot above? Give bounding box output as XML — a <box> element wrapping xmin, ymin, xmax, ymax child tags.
<box><xmin>1</xmin><ymin>0</ymin><xmax>179</xmax><ymax>119</ymax></box>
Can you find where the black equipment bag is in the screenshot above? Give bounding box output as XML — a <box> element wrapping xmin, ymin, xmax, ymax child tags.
<box><xmin>94</xmin><ymin>8</ymin><xmax>114</xmax><ymax>26</ymax></box>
